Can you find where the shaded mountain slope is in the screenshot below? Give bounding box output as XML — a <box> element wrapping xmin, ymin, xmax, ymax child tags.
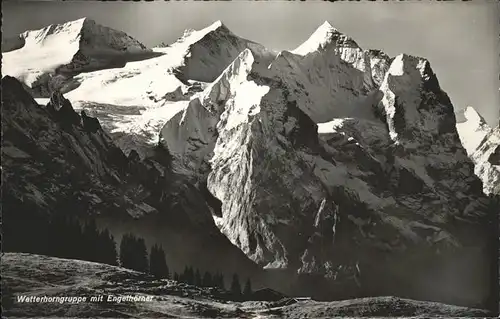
<box><xmin>1</xmin><ymin>76</ymin><xmax>261</xmax><ymax>285</ymax></box>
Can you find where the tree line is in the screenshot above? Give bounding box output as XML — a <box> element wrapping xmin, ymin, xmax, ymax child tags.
<box><xmin>119</xmin><ymin>233</ymin><xmax>253</xmax><ymax>298</ymax></box>
<box><xmin>4</xmin><ymin>210</ymin><xmax>254</xmax><ymax>298</ymax></box>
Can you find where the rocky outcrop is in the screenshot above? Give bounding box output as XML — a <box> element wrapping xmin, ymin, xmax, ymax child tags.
<box><xmin>488</xmin><ymin>145</ymin><xmax>500</xmax><ymax>165</ymax></box>
<box><xmin>81</xmin><ymin>110</ymin><xmax>102</xmax><ymax>133</ymax></box>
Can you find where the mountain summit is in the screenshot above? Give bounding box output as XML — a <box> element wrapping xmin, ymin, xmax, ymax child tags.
<box><xmin>292</xmin><ymin>21</ymin><xmax>359</xmax><ymax>56</ymax></box>
<box><xmin>172</xmin><ymin>19</ymin><xmax>272</xmax><ymax>83</ymax></box>
<box><xmin>456</xmin><ymin>106</ymin><xmax>491</xmax><ymax>155</ymax></box>
<box><xmin>2</xmin><ymin>18</ymin><xmax>153</xmax><ymax>97</ymax></box>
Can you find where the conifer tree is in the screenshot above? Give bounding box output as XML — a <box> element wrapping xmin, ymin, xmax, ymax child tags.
<box><xmin>181</xmin><ymin>266</ymin><xmax>189</xmax><ymax>283</ymax></box>
<box><xmin>83</xmin><ymin>220</ymin><xmax>99</xmax><ymax>262</ymax></box>
<box><xmin>174</xmin><ymin>272</ymin><xmax>180</xmax><ymax>281</ymax></box>
<box><xmin>158</xmin><ymin>245</ymin><xmax>170</xmax><ymax>279</ymax></box>
<box><xmin>202</xmin><ymin>271</ymin><xmax>213</xmax><ymax>287</ymax></box>
<box><xmin>119</xmin><ymin>234</ymin><xmax>134</xmax><ymax>269</ymax></box>
<box><xmin>243</xmin><ymin>278</ymin><xmax>252</xmax><ymax>298</ymax></box>
<box><xmin>66</xmin><ymin>218</ymin><xmax>83</xmax><ymax>259</ymax></box>
<box><xmin>135</xmin><ymin>237</ymin><xmax>149</xmax><ymax>273</ymax></box>
<box><xmin>109</xmin><ymin>232</ymin><xmax>119</xmax><ymax>266</ymax></box>
<box><xmin>149</xmin><ymin>244</ymin><xmax>159</xmax><ymax>277</ymax></box>
<box><xmin>194</xmin><ymin>269</ymin><xmax>202</xmax><ymax>287</ymax></box>
<box><xmin>48</xmin><ymin>213</ymin><xmax>66</xmax><ymax>258</ymax></box>
<box><xmin>97</xmin><ymin>229</ymin><xmax>118</xmax><ymax>266</ymax></box>
<box><xmin>149</xmin><ymin>244</ymin><xmax>170</xmax><ymax>279</ymax></box>
<box><xmin>215</xmin><ymin>272</ymin><xmax>225</xmax><ymax>290</ymax></box>
<box><xmin>230</xmin><ymin>273</ymin><xmax>242</xmax><ymax>298</ymax></box>
<box><xmin>119</xmin><ymin>233</ymin><xmax>148</xmax><ymax>272</ymax></box>
<box><xmin>186</xmin><ymin>266</ymin><xmax>194</xmax><ymax>285</ymax></box>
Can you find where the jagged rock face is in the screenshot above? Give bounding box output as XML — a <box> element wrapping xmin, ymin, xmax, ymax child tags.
<box><xmin>162</xmin><ymin>49</ymin><xmax>328</xmax><ymax>269</ymax></box>
<box><xmin>376</xmin><ymin>54</ymin><xmax>484</xmax><ymax>199</ymax></box>
<box><xmin>3</xmin><ymin>76</ymin><xmax>131</xmax><ymax>185</ymax></box>
<box><xmin>174</xmin><ymin>21</ymin><xmax>270</xmax><ymax>84</ymax></box>
<box><xmin>2</xmin><ymin>76</ymin><xmax>261</xmax><ymax>282</ymax></box>
<box><xmin>379</xmin><ymin>54</ymin><xmax>455</xmax><ymax>141</ymax></box>
<box><xmin>472</xmin><ymin>126</ymin><xmax>500</xmax><ymax>195</ymax></box>
<box><xmin>159</xmin><ymin>26</ymin><xmax>495</xmax><ymax>308</ymax></box>
<box><xmin>367</xmin><ymin>49</ymin><xmax>393</xmax><ymax>87</ymax></box>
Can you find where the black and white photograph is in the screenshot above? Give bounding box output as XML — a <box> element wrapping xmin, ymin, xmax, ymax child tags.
<box><xmin>1</xmin><ymin>0</ymin><xmax>499</xmax><ymax>318</ymax></box>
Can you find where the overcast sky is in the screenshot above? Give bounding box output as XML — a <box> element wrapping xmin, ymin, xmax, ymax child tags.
<box><xmin>3</xmin><ymin>1</ymin><xmax>499</xmax><ymax>126</ymax></box>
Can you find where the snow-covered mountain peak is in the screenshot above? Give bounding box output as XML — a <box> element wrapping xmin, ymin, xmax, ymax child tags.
<box><xmin>456</xmin><ymin>106</ymin><xmax>492</xmax><ymax>156</ymax></box>
<box><xmin>20</xmin><ymin>18</ymin><xmax>87</xmax><ymax>46</ymax></box>
<box><xmin>18</xmin><ymin>17</ymin><xmax>146</xmax><ymax>51</ymax></box>
<box><xmin>292</xmin><ymin>21</ymin><xmax>359</xmax><ymax>56</ymax></box>
<box><xmin>385</xmin><ymin>53</ymin><xmax>430</xmax><ymax>79</ymax></box>
<box><xmin>463</xmin><ymin>106</ymin><xmax>487</xmax><ymax>125</ymax></box>
<box><xmin>208</xmin><ymin>20</ymin><xmax>225</xmax><ymax>30</ymax></box>
<box><xmin>176</xmin><ymin>20</ymin><xmax>232</xmax><ymax>46</ymax></box>
<box><xmin>378</xmin><ymin>53</ymin><xmax>455</xmax><ymax>143</ymax></box>
<box><xmin>3</xmin><ymin>18</ymin><xmax>151</xmax><ymax>95</ymax></box>
<box><xmin>172</xmin><ymin>21</ymin><xmax>267</xmax><ymax>84</ymax></box>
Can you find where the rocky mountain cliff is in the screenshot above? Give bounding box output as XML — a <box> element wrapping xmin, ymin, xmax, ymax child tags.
<box><xmin>159</xmin><ymin>22</ymin><xmax>497</xmax><ymax>309</ymax></box>
<box><xmin>3</xmin><ymin>18</ymin><xmax>498</xmax><ymax>313</ymax></box>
